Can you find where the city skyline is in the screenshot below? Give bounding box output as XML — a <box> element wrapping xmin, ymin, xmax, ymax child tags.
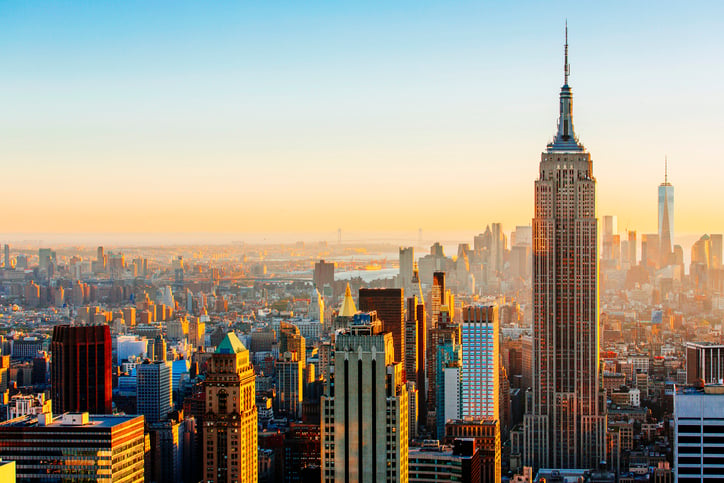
<box><xmin>1</xmin><ymin>2</ymin><xmax>723</xmax><ymax>236</ymax></box>
<box><xmin>1</xmin><ymin>5</ymin><xmax>723</xmax><ymax>482</ymax></box>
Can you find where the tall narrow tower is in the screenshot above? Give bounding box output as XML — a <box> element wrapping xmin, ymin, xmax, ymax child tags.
<box><xmin>523</xmin><ymin>25</ymin><xmax>606</xmax><ymax>470</ymax></box>
<box><xmin>658</xmin><ymin>158</ymin><xmax>675</xmax><ymax>267</ymax></box>
<box><xmin>203</xmin><ymin>333</ymin><xmax>257</xmax><ymax>483</ymax></box>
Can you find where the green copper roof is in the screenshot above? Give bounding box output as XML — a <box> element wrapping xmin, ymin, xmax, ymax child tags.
<box><xmin>216</xmin><ymin>332</ymin><xmax>246</xmax><ymax>354</ymax></box>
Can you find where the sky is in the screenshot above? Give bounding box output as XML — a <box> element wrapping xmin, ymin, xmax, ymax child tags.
<box><xmin>0</xmin><ymin>1</ymin><xmax>723</xmax><ymax>244</ymax></box>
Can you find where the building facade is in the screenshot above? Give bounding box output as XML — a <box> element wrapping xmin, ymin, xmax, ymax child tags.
<box><xmin>408</xmin><ymin>439</ymin><xmax>480</xmax><ymax>483</ymax></box>
<box><xmin>359</xmin><ymin>288</ymin><xmax>406</xmax><ymax>367</ymax></box>
<box><xmin>313</xmin><ymin>260</ymin><xmax>335</xmax><ymax>291</ymax></box>
<box><xmin>674</xmin><ymin>386</ymin><xmax>724</xmax><ymax>481</ymax></box>
<box><xmin>276</xmin><ymin>351</ymin><xmax>303</xmax><ymax>418</ymax></box>
<box><xmin>445</xmin><ymin>419</ymin><xmax>501</xmax><ymax>482</ymax></box>
<box><xmin>136</xmin><ymin>360</ymin><xmax>172</xmax><ymax>424</ymax></box>
<box><xmin>0</xmin><ymin>413</ymin><xmax>145</xmax><ymax>482</ymax></box>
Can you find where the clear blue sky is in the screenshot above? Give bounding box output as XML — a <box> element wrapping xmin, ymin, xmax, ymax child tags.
<box><xmin>1</xmin><ymin>1</ymin><xmax>722</xmax><ymax>240</ymax></box>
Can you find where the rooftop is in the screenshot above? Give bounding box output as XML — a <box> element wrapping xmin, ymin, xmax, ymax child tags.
<box><xmin>215</xmin><ymin>332</ymin><xmax>246</xmax><ymax>354</ymax></box>
<box><xmin>0</xmin><ymin>413</ymin><xmax>142</xmax><ymax>430</ymax></box>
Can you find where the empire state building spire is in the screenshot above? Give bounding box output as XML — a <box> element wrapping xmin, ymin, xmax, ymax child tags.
<box><xmin>548</xmin><ymin>22</ymin><xmax>584</xmax><ymax>153</ymax></box>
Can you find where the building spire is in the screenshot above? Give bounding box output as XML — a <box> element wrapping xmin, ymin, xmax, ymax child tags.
<box><xmin>564</xmin><ymin>20</ymin><xmax>570</xmax><ymax>85</ymax></box>
<box><xmin>547</xmin><ymin>22</ymin><xmax>583</xmax><ymax>153</ymax></box>
<box><xmin>665</xmin><ymin>155</ymin><xmax>668</xmax><ymax>184</ymax></box>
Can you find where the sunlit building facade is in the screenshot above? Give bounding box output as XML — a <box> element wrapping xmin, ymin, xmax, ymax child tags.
<box><xmin>0</xmin><ymin>413</ymin><xmax>145</xmax><ymax>482</ymax></box>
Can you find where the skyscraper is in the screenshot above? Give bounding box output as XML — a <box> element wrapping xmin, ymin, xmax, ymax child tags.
<box><xmin>405</xmin><ymin>294</ymin><xmax>427</xmax><ymax>433</ymax></box>
<box><xmin>427</xmin><ymin>305</ymin><xmax>459</xmax><ymax>429</ymax></box>
<box><xmin>399</xmin><ymin>246</ymin><xmax>414</xmax><ymax>294</ymax></box>
<box><xmin>136</xmin><ymin>360</ymin><xmax>172</xmax><ymax>424</ymax></box>
<box><xmin>430</xmin><ymin>271</ymin><xmax>445</xmax><ymax>328</ymax></box>
<box><xmin>321</xmin><ymin>312</ymin><xmax>408</xmax><ymax>483</ymax></box>
<box><xmin>627</xmin><ymin>230</ymin><xmax>637</xmax><ymax>267</ymax></box>
<box><xmin>277</xmin><ymin>350</ymin><xmax>304</xmax><ymax>418</ymax></box>
<box><xmin>51</xmin><ymin>325</ymin><xmax>113</xmax><ymax>415</ymax></box>
<box><xmin>460</xmin><ymin>304</ymin><xmax>499</xmax><ymax>421</ymax></box>
<box><xmin>523</xmin><ymin>27</ymin><xmax>606</xmax><ymax>470</ymax></box>
<box><xmin>658</xmin><ymin>158</ymin><xmax>675</xmax><ymax>266</ymax></box>
<box><xmin>359</xmin><ymin>288</ymin><xmax>405</xmax><ymax>367</ymax></box>
<box><xmin>435</xmin><ymin>338</ymin><xmax>461</xmax><ymax>440</ymax></box>
<box><xmin>203</xmin><ymin>333</ymin><xmax>257</xmax><ymax>483</ymax></box>
<box><xmin>279</xmin><ymin>321</ymin><xmax>307</xmax><ymax>366</ymax></box>
<box><xmin>406</xmin><ymin>264</ymin><xmax>427</xmax><ymax>430</ymax></box>
<box><xmin>313</xmin><ymin>259</ymin><xmax>335</xmax><ymax>291</ymax></box>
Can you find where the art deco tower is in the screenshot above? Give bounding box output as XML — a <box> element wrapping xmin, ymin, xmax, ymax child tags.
<box><xmin>321</xmin><ymin>312</ymin><xmax>408</xmax><ymax>482</ymax></box>
<box><xmin>523</xmin><ymin>26</ymin><xmax>606</xmax><ymax>470</ymax></box>
<box><xmin>203</xmin><ymin>333</ymin><xmax>257</xmax><ymax>483</ymax></box>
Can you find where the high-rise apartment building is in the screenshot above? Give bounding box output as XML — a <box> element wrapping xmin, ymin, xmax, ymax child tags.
<box><xmin>136</xmin><ymin>360</ymin><xmax>172</xmax><ymax>424</ymax></box>
<box><xmin>51</xmin><ymin>325</ymin><xmax>112</xmax><ymax>415</ymax></box>
<box><xmin>321</xmin><ymin>312</ymin><xmax>409</xmax><ymax>483</ymax></box>
<box><xmin>460</xmin><ymin>304</ymin><xmax>499</xmax><ymax>420</ymax></box>
<box><xmin>523</xmin><ymin>28</ymin><xmax>606</xmax><ymax>470</ymax></box>
<box><xmin>359</xmin><ymin>288</ymin><xmax>405</xmax><ymax>367</ymax></box>
<box><xmin>203</xmin><ymin>333</ymin><xmax>257</xmax><ymax>483</ymax></box>
<box><xmin>659</xmin><ymin>159</ymin><xmax>675</xmax><ymax>266</ymax></box>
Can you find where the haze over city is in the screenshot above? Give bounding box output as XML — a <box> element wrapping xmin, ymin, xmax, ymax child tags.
<box><xmin>1</xmin><ymin>1</ymin><xmax>723</xmax><ymax>240</ymax></box>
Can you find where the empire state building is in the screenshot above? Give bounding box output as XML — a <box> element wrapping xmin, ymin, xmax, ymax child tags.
<box><xmin>523</xmin><ymin>27</ymin><xmax>606</xmax><ymax>470</ymax></box>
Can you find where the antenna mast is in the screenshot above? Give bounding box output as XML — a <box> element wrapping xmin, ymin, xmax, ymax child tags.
<box><xmin>665</xmin><ymin>155</ymin><xmax>668</xmax><ymax>184</ymax></box>
<box><xmin>564</xmin><ymin>21</ymin><xmax>570</xmax><ymax>85</ymax></box>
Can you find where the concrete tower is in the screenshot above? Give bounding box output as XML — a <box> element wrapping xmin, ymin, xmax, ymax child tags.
<box><xmin>523</xmin><ymin>25</ymin><xmax>606</xmax><ymax>471</ymax></box>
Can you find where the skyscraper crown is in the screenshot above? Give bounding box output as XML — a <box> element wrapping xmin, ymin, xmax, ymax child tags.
<box><xmin>547</xmin><ymin>22</ymin><xmax>585</xmax><ymax>153</ymax></box>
